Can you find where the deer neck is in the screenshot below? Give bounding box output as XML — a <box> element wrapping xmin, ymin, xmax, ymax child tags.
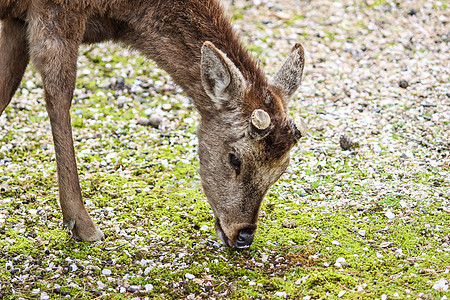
<box><xmin>121</xmin><ymin>0</ymin><xmax>267</xmax><ymax>117</ymax></box>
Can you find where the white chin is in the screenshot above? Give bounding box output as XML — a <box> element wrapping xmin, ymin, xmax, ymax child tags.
<box><xmin>217</xmin><ymin>231</ymin><xmax>233</xmax><ymax>247</ymax></box>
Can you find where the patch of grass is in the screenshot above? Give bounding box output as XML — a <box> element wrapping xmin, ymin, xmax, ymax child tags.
<box><xmin>1</xmin><ymin>1</ymin><xmax>449</xmax><ymax>298</ymax></box>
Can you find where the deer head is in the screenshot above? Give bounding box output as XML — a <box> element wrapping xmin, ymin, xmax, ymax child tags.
<box><xmin>198</xmin><ymin>42</ymin><xmax>306</xmax><ymax>248</ymax></box>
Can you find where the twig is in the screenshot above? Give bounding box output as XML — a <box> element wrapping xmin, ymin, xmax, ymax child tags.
<box><xmin>102</xmin><ymin>243</ymin><xmax>127</xmax><ymax>254</ymax></box>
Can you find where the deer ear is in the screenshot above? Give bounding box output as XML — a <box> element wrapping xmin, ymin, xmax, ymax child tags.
<box><xmin>201</xmin><ymin>41</ymin><xmax>246</xmax><ymax>109</ymax></box>
<box><xmin>270</xmin><ymin>43</ymin><xmax>305</xmax><ymax>102</ymax></box>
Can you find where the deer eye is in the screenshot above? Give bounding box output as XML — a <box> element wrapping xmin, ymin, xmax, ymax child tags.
<box><xmin>229</xmin><ymin>154</ymin><xmax>241</xmax><ymax>174</ymax></box>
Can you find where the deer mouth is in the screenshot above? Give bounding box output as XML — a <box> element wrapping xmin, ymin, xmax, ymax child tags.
<box><xmin>215</xmin><ymin>219</ymin><xmax>235</xmax><ymax>248</ymax></box>
<box><xmin>214</xmin><ymin>219</ymin><xmax>255</xmax><ymax>249</ymax></box>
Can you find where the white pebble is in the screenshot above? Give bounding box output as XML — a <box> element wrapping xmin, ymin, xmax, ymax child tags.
<box><xmin>274</xmin><ymin>291</ymin><xmax>287</xmax><ymax>298</ymax></box>
<box><xmin>358</xmin><ymin>230</ymin><xmax>366</xmax><ymax>237</ymax></box>
<box><xmin>102</xmin><ymin>269</ymin><xmax>112</xmax><ymax>275</ymax></box>
<box><xmin>381</xmin><ymin>294</ymin><xmax>387</xmax><ymax>300</ymax></box>
<box><xmin>200</xmin><ymin>225</ymin><xmax>209</xmax><ymax>231</ymax></box>
<box><xmin>335</xmin><ymin>257</ymin><xmax>347</xmax><ymax>267</ymax></box>
<box><xmin>385</xmin><ymin>211</ymin><xmax>395</xmax><ymax>219</ymax></box>
<box><xmin>185</xmin><ymin>273</ymin><xmax>195</xmax><ymax>280</ymax></box>
<box><xmin>144</xmin><ymin>108</ymin><xmax>153</xmax><ymax>115</ymax></box>
<box><xmin>70</xmin><ymin>264</ymin><xmax>78</xmax><ymax>272</ymax></box>
<box><xmin>145</xmin><ymin>284</ymin><xmax>154</xmax><ymax>292</ymax></box>
<box><xmin>331</xmin><ymin>240</ymin><xmax>341</xmax><ymax>246</ymax></box>
<box><xmin>162</xmin><ymin>103</ymin><xmax>172</xmax><ymax>111</ymax></box>
<box><xmin>97</xmin><ymin>280</ymin><xmax>105</xmax><ymax>289</ymax></box>
<box><xmin>373</xmin><ymin>144</ymin><xmax>382</xmax><ymax>153</ymax></box>
<box><xmin>432</xmin><ymin>278</ymin><xmax>448</xmax><ymax>292</ymax></box>
<box><xmin>338</xmin><ymin>290</ymin><xmax>346</xmax><ymax>297</ymax></box>
<box><xmin>40</xmin><ymin>292</ymin><xmax>50</xmax><ymax>300</ymax></box>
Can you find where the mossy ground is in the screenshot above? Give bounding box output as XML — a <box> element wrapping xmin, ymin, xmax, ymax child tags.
<box><xmin>1</xmin><ymin>0</ymin><xmax>449</xmax><ymax>299</ymax></box>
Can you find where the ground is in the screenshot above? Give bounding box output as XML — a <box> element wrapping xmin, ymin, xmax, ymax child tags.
<box><xmin>0</xmin><ymin>0</ymin><xmax>449</xmax><ymax>299</ymax></box>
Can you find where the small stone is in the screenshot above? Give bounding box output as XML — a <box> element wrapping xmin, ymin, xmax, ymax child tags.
<box><xmin>184</xmin><ymin>117</ymin><xmax>194</xmax><ymax>124</ymax></box>
<box><xmin>145</xmin><ymin>284</ymin><xmax>154</xmax><ymax>292</ymax></box>
<box><xmin>381</xmin><ymin>294</ymin><xmax>387</xmax><ymax>300</ymax></box>
<box><xmin>338</xmin><ymin>291</ymin><xmax>346</xmax><ymax>298</ymax></box>
<box><xmin>144</xmin><ymin>108</ymin><xmax>153</xmax><ymax>116</ymax></box>
<box><xmin>376</xmin><ymin>252</ymin><xmax>384</xmax><ymax>259</ymax></box>
<box><xmin>408</xmin><ymin>8</ymin><xmax>418</xmax><ymax>16</ymax></box>
<box><xmin>102</xmin><ymin>269</ymin><xmax>112</xmax><ymax>275</ymax></box>
<box><xmin>97</xmin><ymin>281</ymin><xmax>105</xmax><ymax>289</ymax></box>
<box><xmin>395</xmin><ymin>248</ymin><xmax>404</xmax><ymax>258</ymax></box>
<box><xmin>200</xmin><ymin>225</ymin><xmax>209</xmax><ymax>231</ymax></box>
<box><xmin>358</xmin><ymin>230</ymin><xmax>366</xmax><ymax>237</ymax></box>
<box><xmin>432</xmin><ymin>278</ymin><xmax>448</xmax><ymax>292</ymax></box>
<box><xmin>162</xmin><ymin>103</ymin><xmax>172</xmax><ymax>111</ymax></box>
<box><xmin>331</xmin><ymin>240</ymin><xmax>341</xmax><ymax>246</ymax></box>
<box><xmin>385</xmin><ymin>211</ymin><xmax>395</xmax><ymax>220</ymax></box>
<box><xmin>148</xmin><ymin>115</ymin><xmax>162</xmax><ymax>128</ymax></box>
<box><xmin>373</xmin><ymin>144</ymin><xmax>382</xmax><ymax>153</ymax></box>
<box><xmin>10</xmin><ymin>268</ymin><xmax>20</xmax><ymax>275</ymax></box>
<box><xmin>137</xmin><ymin>118</ymin><xmax>151</xmax><ymax>126</ymax></box>
<box><xmin>127</xmin><ymin>286</ymin><xmax>138</xmax><ymax>293</ymax></box>
<box><xmin>185</xmin><ymin>273</ymin><xmax>195</xmax><ymax>280</ymax></box>
<box><xmin>398</xmin><ymin>79</ymin><xmax>409</xmax><ymax>89</ymax></box>
<box><xmin>274</xmin><ymin>291</ymin><xmax>287</xmax><ymax>298</ymax></box>
<box><xmin>335</xmin><ymin>257</ymin><xmax>349</xmax><ymax>267</ymax></box>
<box><xmin>117</xmin><ymin>96</ymin><xmax>127</xmax><ymax>107</ymax></box>
<box><xmin>282</xmin><ymin>219</ymin><xmax>298</xmax><ymax>228</ymax></box>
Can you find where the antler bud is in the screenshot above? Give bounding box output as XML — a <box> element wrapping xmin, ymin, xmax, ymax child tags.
<box><xmin>251</xmin><ymin>109</ymin><xmax>271</xmax><ymax>130</ymax></box>
<box><xmin>291</xmin><ymin>116</ymin><xmax>307</xmax><ymax>140</ymax></box>
<box><xmin>249</xmin><ymin>109</ymin><xmax>271</xmax><ymax>140</ymax></box>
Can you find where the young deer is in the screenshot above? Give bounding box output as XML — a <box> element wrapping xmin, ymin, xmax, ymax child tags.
<box><xmin>0</xmin><ymin>0</ymin><xmax>306</xmax><ymax>248</ymax></box>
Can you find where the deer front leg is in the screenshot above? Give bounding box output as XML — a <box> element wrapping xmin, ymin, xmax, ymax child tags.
<box><xmin>0</xmin><ymin>19</ymin><xmax>29</xmax><ymax>114</ymax></box>
<box><xmin>28</xmin><ymin>12</ymin><xmax>104</xmax><ymax>242</ymax></box>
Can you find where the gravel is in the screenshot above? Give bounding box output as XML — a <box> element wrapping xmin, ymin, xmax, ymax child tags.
<box><xmin>0</xmin><ymin>0</ymin><xmax>448</xmax><ymax>299</ymax></box>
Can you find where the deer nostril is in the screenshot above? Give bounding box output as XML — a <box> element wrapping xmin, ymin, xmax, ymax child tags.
<box><xmin>236</xmin><ymin>230</ymin><xmax>254</xmax><ymax>248</ymax></box>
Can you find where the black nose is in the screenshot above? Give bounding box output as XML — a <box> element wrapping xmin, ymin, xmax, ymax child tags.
<box><xmin>236</xmin><ymin>229</ymin><xmax>254</xmax><ymax>248</ymax></box>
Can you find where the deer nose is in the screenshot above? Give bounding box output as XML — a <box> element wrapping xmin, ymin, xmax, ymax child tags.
<box><xmin>236</xmin><ymin>229</ymin><xmax>254</xmax><ymax>248</ymax></box>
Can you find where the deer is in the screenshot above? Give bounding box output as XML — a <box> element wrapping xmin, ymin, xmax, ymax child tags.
<box><xmin>0</xmin><ymin>0</ymin><xmax>307</xmax><ymax>248</ymax></box>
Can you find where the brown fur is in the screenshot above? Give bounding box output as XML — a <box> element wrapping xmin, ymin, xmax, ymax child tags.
<box><xmin>0</xmin><ymin>0</ymin><xmax>305</xmax><ymax>247</ymax></box>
